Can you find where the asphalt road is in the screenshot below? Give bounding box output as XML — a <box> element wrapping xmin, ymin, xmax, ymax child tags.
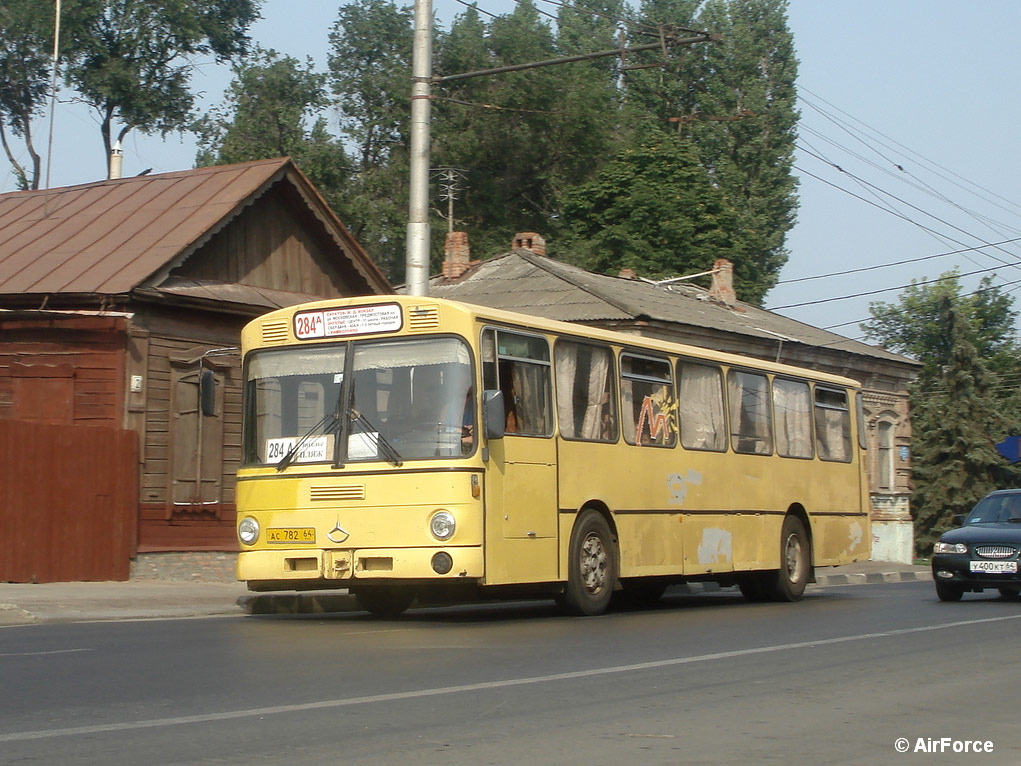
<box><xmin>1</xmin><ymin>581</ymin><xmax>1019</xmax><ymax>766</ymax></box>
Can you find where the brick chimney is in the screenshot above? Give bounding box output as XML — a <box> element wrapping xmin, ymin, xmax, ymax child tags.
<box><xmin>708</xmin><ymin>258</ymin><xmax>738</xmax><ymax>306</ymax></box>
<box><xmin>443</xmin><ymin>231</ymin><xmax>475</xmax><ymax>279</ymax></box>
<box><xmin>512</xmin><ymin>232</ymin><xmax>546</xmax><ymax>256</ymax></box>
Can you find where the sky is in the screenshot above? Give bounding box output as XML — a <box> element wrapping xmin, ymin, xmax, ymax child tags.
<box><xmin>9</xmin><ymin>0</ymin><xmax>1021</xmax><ymax>343</ymax></box>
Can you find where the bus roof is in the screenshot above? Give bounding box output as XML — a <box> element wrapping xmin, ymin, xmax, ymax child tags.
<box><xmin>244</xmin><ymin>294</ymin><xmax>863</xmax><ymax>390</ymax></box>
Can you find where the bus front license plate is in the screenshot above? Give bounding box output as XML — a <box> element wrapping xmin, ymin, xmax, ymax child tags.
<box><xmin>969</xmin><ymin>560</ymin><xmax>1017</xmax><ymax>574</ymax></box>
<box><xmin>267</xmin><ymin>527</ymin><xmax>316</xmax><ymax>544</ymax></box>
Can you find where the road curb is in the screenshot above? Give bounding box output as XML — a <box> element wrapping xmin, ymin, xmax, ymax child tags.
<box><xmin>816</xmin><ymin>570</ymin><xmax>927</xmax><ymax>586</ymax></box>
<box><xmin>0</xmin><ymin>603</ymin><xmax>38</xmax><ymax>626</ymax></box>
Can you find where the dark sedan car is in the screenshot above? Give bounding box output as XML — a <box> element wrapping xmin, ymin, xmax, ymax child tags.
<box><xmin>932</xmin><ymin>489</ymin><xmax>1021</xmax><ymax>601</ymax></box>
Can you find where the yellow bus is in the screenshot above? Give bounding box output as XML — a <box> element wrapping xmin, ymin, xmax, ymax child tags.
<box><xmin>235</xmin><ymin>295</ymin><xmax>870</xmax><ymax>616</ymax></box>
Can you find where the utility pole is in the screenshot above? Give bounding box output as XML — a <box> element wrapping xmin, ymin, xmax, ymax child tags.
<box><xmin>404</xmin><ymin>0</ymin><xmax>433</xmax><ymax>297</ymax></box>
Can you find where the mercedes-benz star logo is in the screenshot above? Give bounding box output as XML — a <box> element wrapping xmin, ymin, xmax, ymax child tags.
<box><xmin>327</xmin><ymin>520</ymin><xmax>350</xmax><ymax>543</ymax></box>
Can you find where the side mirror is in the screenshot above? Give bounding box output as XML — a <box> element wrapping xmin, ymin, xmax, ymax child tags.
<box><xmin>952</xmin><ymin>514</ymin><xmax>966</xmax><ymax>527</ymax></box>
<box><xmin>200</xmin><ymin>369</ymin><xmax>216</xmax><ymax>416</ymax></box>
<box><xmin>483</xmin><ymin>389</ymin><xmax>505</xmax><ymax>440</ymax></box>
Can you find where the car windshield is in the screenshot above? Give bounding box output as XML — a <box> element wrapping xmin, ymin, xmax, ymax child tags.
<box><xmin>966</xmin><ymin>493</ymin><xmax>1021</xmax><ymax>524</ymax></box>
<box><xmin>244</xmin><ymin>336</ymin><xmax>475</xmax><ymax>465</ymax></box>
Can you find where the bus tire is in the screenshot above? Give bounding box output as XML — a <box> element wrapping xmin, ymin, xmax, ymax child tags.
<box><xmin>559</xmin><ymin>510</ymin><xmax>616</xmax><ymax>616</ymax></box>
<box><xmin>612</xmin><ymin>580</ymin><xmax>666</xmax><ymax>609</ymax></box>
<box><xmin>738</xmin><ymin>574</ymin><xmax>771</xmax><ymax>602</ymax></box>
<box><xmin>772</xmin><ymin>515</ymin><xmax>810</xmax><ymax>602</ymax></box>
<box><xmin>355</xmin><ymin>587</ymin><xmax>414</xmax><ymax>618</ymax></box>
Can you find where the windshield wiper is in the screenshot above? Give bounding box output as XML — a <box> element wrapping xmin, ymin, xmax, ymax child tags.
<box><xmin>276</xmin><ymin>409</ymin><xmax>341</xmax><ymax>472</ymax></box>
<box><xmin>348</xmin><ymin>408</ymin><xmax>403</xmax><ymax>467</ymax></box>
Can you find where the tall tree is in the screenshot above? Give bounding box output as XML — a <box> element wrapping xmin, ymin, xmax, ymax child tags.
<box><xmin>559</xmin><ymin>126</ymin><xmax>738</xmax><ymax>278</ymax></box>
<box><xmin>863</xmin><ymin>275</ymin><xmax>1021</xmax><ymax>554</ymax></box>
<box><xmin>432</xmin><ymin>0</ymin><xmax>625</xmax><ymax>259</ymax></box>
<box><xmin>623</xmin><ymin>0</ymin><xmax>798</xmax><ymax>303</ymax></box>
<box><xmin>909</xmin><ymin>297</ymin><xmax>1020</xmax><ymax>554</ymax></box>
<box><xmin>65</xmin><ymin>0</ymin><xmax>260</xmax><ymax>175</ymax></box>
<box><xmin>0</xmin><ymin>0</ymin><xmax>87</xmax><ymax>189</ymax></box>
<box><xmin>862</xmin><ymin>272</ymin><xmax>1020</xmax><ymax>382</ymax></box>
<box><xmin>327</xmin><ymin>0</ymin><xmax>413</xmax><ymax>280</ymax></box>
<box><xmin>194</xmin><ymin>48</ymin><xmax>351</xmax><ymax>212</ymax></box>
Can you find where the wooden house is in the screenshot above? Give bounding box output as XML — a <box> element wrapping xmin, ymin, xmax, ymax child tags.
<box><xmin>0</xmin><ymin>158</ymin><xmax>390</xmax><ymax>581</ymax></box>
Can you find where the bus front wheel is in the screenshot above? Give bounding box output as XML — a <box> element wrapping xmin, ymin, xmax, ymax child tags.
<box><xmin>355</xmin><ymin>587</ymin><xmax>414</xmax><ymax>618</ymax></box>
<box><xmin>559</xmin><ymin>510</ymin><xmax>617</xmax><ymax>616</ymax></box>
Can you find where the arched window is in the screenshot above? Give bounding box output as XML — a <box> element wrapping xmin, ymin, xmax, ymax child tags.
<box><xmin>877</xmin><ymin>420</ymin><xmax>895</xmax><ymax>490</ymax></box>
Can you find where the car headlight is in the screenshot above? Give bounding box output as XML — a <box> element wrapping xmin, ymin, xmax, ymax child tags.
<box><xmin>238</xmin><ymin>516</ymin><xmax>260</xmax><ymax>545</ymax></box>
<box><xmin>933</xmin><ymin>541</ymin><xmax>967</xmax><ymax>554</ymax></box>
<box><xmin>430</xmin><ymin>511</ymin><xmax>456</xmax><ymax>541</ymax></box>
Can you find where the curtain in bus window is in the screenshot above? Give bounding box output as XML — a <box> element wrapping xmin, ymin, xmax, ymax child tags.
<box><xmin>555</xmin><ymin>342</ymin><xmax>616</xmax><ymax>441</ymax></box>
<box><xmin>582</xmin><ymin>348</ymin><xmax>614</xmax><ymax>440</ymax></box>
<box><xmin>555</xmin><ymin>345</ymin><xmax>578</xmax><ymax>437</ymax></box>
<box><xmin>815</xmin><ymin>389</ymin><xmax>851</xmax><ymax>462</ymax></box>
<box><xmin>773</xmin><ymin>378</ymin><xmax>812</xmax><ymax>458</ymax></box>
<box><xmin>678</xmin><ymin>362</ymin><xmax>726</xmax><ymax>451</ymax></box>
<box><xmin>509</xmin><ymin>361</ymin><xmax>552</xmax><ymax>435</ymax></box>
<box><xmin>727</xmin><ymin>370</ymin><xmax>772</xmax><ymax>455</ymax></box>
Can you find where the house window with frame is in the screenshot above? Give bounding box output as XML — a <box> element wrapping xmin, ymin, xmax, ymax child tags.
<box><xmin>877</xmin><ymin>419</ymin><xmax>895</xmax><ymax>489</ymax></box>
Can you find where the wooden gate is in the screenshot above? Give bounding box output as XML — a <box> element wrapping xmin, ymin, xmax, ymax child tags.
<box><xmin>0</xmin><ymin>420</ymin><xmax>137</xmax><ymax>582</ymax></box>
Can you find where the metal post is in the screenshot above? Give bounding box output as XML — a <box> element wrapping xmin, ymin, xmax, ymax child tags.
<box><xmin>405</xmin><ymin>0</ymin><xmax>433</xmax><ymax>296</ymax></box>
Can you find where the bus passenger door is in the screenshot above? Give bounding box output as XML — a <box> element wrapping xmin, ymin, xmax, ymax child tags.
<box><xmin>481</xmin><ymin>329</ymin><xmax>559</xmax><ymax>585</ymax></box>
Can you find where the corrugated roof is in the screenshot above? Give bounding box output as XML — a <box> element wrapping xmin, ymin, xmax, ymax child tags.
<box><xmin>429</xmin><ymin>250</ymin><xmax>916</xmax><ymax>367</ymax></box>
<box><xmin>0</xmin><ymin>158</ymin><xmax>389</xmax><ymax>297</ymax></box>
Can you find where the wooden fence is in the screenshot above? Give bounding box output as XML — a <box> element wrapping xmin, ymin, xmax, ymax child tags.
<box><xmin>0</xmin><ymin>420</ymin><xmax>137</xmax><ymax>582</ymax></box>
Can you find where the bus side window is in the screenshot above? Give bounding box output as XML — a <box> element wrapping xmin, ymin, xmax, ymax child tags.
<box><xmin>727</xmin><ymin>370</ymin><xmax>773</xmax><ymax>455</ymax></box>
<box><xmin>815</xmin><ymin>387</ymin><xmax>852</xmax><ymax>462</ymax></box>
<box><xmin>487</xmin><ymin>329</ymin><xmax>553</xmax><ymax>437</ymax></box>
<box><xmin>620</xmin><ymin>353</ymin><xmax>675</xmax><ymax>447</ymax></box>
<box><xmin>677</xmin><ymin>361</ymin><xmax>726</xmax><ymax>451</ymax></box>
<box><xmin>554</xmin><ymin>341</ymin><xmax>617</xmax><ymax>442</ymax></box>
<box><xmin>773</xmin><ymin>378</ymin><xmax>813</xmax><ymax>458</ymax></box>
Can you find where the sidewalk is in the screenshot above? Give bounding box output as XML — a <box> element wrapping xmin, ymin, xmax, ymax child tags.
<box><xmin>0</xmin><ymin>561</ymin><xmax>931</xmax><ymax>627</ymax></box>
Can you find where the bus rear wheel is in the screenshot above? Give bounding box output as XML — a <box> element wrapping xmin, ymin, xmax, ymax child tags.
<box><xmin>559</xmin><ymin>510</ymin><xmax>616</xmax><ymax>616</ymax></box>
<box><xmin>772</xmin><ymin>515</ymin><xmax>810</xmax><ymax>602</ymax></box>
<box><xmin>355</xmin><ymin>587</ymin><xmax>414</xmax><ymax>618</ymax></box>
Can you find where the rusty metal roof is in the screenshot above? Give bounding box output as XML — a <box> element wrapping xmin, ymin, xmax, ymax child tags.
<box><xmin>0</xmin><ymin>157</ymin><xmax>389</xmax><ymax>298</ymax></box>
<box><xmin>429</xmin><ymin>250</ymin><xmax>917</xmax><ymax>367</ymax></box>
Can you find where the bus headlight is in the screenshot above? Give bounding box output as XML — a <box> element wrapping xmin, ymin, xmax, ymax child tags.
<box><xmin>238</xmin><ymin>516</ymin><xmax>260</xmax><ymax>545</ymax></box>
<box><xmin>430</xmin><ymin>511</ymin><xmax>456</xmax><ymax>541</ymax></box>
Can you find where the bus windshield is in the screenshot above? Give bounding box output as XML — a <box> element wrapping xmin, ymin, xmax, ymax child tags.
<box><xmin>244</xmin><ymin>336</ymin><xmax>475</xmax><ymax>466</ymax></box>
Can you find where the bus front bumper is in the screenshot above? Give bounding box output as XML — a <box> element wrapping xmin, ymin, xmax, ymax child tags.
<box><xmin>237</xmin><ymin>547</ymin><xmax>484</xmax><ymax>588</ymax></box>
